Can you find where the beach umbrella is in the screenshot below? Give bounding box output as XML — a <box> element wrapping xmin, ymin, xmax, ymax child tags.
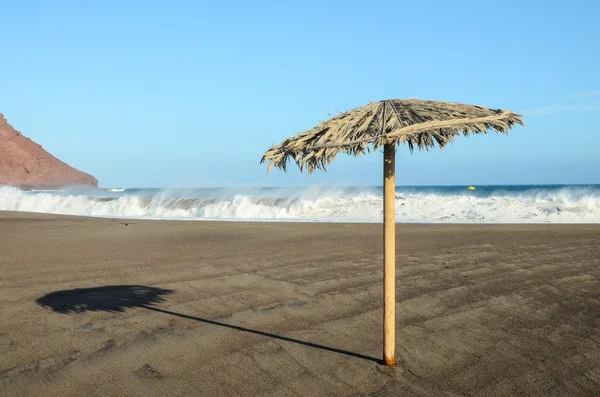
<box><xmin>260</xmin><ymin>99</ymin><xmax>523</xmax><ymax>366</ymax></box>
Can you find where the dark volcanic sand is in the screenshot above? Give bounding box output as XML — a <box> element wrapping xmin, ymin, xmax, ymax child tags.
<box><xmin>1</xmin><ymin>211</ymin><xmax>599</xmax><ymax>396</ymax></box>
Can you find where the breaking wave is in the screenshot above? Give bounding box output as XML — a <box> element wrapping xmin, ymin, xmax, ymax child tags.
<box><xmin>0</xmin><ymin>185</ymin><xmax>599</xmax><ymax>223</ymax></box>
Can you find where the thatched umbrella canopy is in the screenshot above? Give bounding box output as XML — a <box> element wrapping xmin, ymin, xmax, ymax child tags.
<box><xmin>261</xmin><ymin>98</ymin><xmax>524</xmax><ymax>366</ymax></box>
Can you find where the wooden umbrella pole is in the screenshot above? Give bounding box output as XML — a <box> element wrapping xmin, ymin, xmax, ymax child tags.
<box><xmin>383</xmin><ymin>125</ymin><xmax>396</xmax><ymax>364</ymax></box>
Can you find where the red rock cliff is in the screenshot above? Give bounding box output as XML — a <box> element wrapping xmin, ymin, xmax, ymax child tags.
<box><xmin>0</xmin><ymin>113</ymin><xmax>98</xmax><ymax>189</ymax></box>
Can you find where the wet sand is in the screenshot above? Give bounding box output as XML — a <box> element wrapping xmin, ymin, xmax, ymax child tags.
<box><xmin>1</xmin><ymin>211</ymin><xmax>600</xmax><ymax>396</ymax></box>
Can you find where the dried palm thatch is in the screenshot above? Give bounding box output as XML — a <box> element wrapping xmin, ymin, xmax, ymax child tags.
<box><xmin>261</xmin><ymin>99</ymin><xmax>524</xmax><ymax>173</ymax></box>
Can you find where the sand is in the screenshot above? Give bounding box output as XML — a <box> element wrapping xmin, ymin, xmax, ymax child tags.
<box><xmin>1</xmin><ymin>211</ymin><xmax>600</xmax><ymax>396</ymax></box>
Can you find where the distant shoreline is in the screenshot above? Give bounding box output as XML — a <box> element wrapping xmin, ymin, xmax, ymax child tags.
<box><xmin>1</xmin><ymin>184</ymin><xmax>599</xmax><ymax>223</ymax></box>
<box><xmin>1</xmin><ymin>210</ymin><xmax>599</xmax><ymax>227</ymax></box>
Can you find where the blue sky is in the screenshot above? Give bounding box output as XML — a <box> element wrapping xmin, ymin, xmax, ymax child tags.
<box><xmin>1</xmin><ymin>0</ymin><xmax>598</xmax><ymax>187</ymax></box>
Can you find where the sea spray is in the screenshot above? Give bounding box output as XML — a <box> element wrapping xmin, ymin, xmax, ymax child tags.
<box><xmin>0</xmin><ymin>185</ymin><xmax>599</xmax><ymax>223</ymax></box>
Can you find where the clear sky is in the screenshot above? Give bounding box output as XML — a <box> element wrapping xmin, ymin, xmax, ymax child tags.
<box><xmin>1</xmin><ymin>0</ymin><xmax>598</xmax><ymax>188</ymax></box>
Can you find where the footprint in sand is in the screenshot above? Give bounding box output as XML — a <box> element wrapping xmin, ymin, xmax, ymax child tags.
<box><xmin>135</xmin><ymin>364</ymin><xmax>163</xmax><ymax>380</ymax></box>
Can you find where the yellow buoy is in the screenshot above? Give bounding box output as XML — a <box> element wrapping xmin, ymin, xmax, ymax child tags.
<box><xmin>468</xmin><ymin>186</ymin><xmax>476</xmax><ymax>191</ymax></box>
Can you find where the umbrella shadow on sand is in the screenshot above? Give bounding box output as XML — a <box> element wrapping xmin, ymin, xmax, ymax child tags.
<box><xmin>36</xmin><ymin>285</ymin><xmax>380</xmax><ymax>364</ymax></box>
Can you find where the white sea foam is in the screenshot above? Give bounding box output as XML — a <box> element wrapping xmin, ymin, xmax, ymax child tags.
<box><xmin>0</xmin><ymin>185</ymin><xmax>599</xmax><ymax>223</ymax></box>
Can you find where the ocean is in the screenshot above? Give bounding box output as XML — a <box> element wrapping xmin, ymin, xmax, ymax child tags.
<box><xmin>1</xmin><ymin>184</ymin><xmax>599</xmax><ymax>223</ymax></box>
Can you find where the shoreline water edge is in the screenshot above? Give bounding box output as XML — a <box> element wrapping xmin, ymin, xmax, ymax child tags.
<box><xmin>1</xmin><ymin>184</ymin><xmax>599</xmax><ymax>223</ymax></box>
